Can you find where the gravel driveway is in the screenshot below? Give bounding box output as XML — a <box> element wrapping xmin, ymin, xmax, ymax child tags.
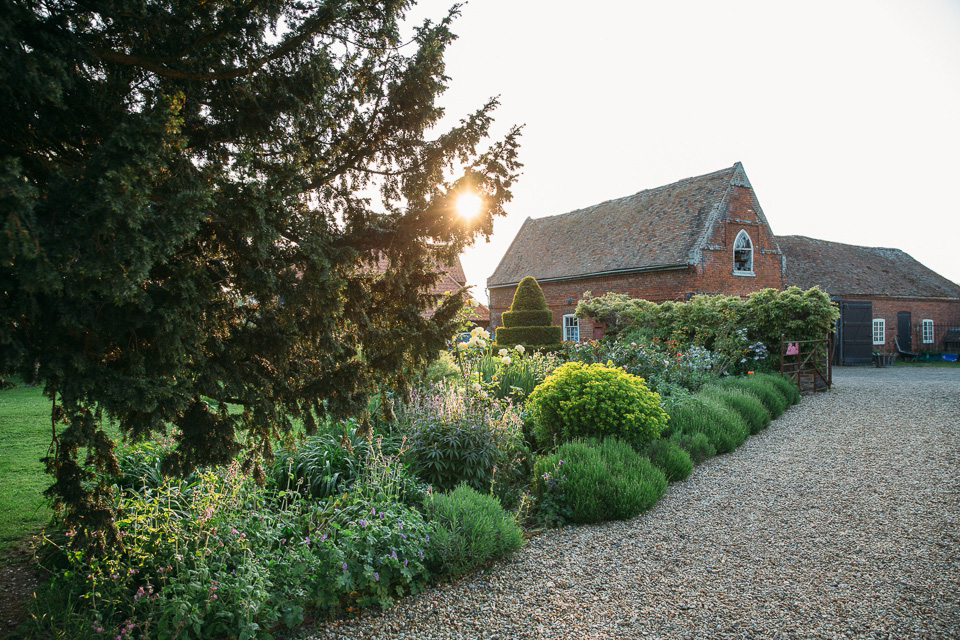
<box><xmin>310</xmin><ymin>367</ymin><xmax>960</xmax><ymax>639</ymax></box>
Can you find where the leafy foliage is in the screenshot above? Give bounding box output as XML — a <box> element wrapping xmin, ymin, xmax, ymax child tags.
<box><xmin>663</xmin><ymin>395</ymin><xmax>749</xmax><ymax>455</ymax></box>
<box><xmin>398</xmin><ymin>387</ymin><xmax>525</xmax><ymax>493</ymax></box>
<box><xmin>752</xmin><ymin>372</ymin><xmax>801</xmax><ymax>405</ymax></box>
<box><xmin>0</xmin><ymin>0</ymin><xmax>522</xmax><ymax>535</ymax></box>
<box><xmin>270</xmin><ymin>422</ymin><xmax>371</xmax><ymax>500</ymax></box>
<box><xmin>565</xmin><ymin>337</ymin><xmax>720</xmax><ymax>394</ymax></box>
<box><xmin>425</xmin><ymin>484</ymin><xmax>524</xmax><ymax>578</ymax></box>
<box><xmin>714</xmin><ymin>376</ymin><xmax>789</xmax><ymax>419</ymax></box>
<box><xmin>668</xmin><ymin>431</ymin><xmax>716</xmax><ymax>465</ymax></box>
<box><xmin>527</xmin><ymin>362</ymin><xmax>667</xmax><ymax>450</ymax></box>
<box><xmin>644</xmin><ymin>439</ymin><xmax>693</xmax><ymax>482</ymax></box>
<box><xmin>533</xmin><ymin>438</ymin><xmax>667</xmax><ymax>525</ymax></box>
<box><xmin>574</xmin><ymin>287</ymin><xmax>839</xmax><ymax>369</ymax></box>
<box><xmin>31</xmin><ymin>441</ymin><xmax>436</xmax><ymax>638</ymax></box>
<box><xmin>698</xmin><ymin>386</ymin><xmax>771</xmax><ymax>435</ymax></box>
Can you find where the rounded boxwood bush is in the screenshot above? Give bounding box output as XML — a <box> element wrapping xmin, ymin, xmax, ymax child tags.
<box><xmin>716</xmin><ymin>376</ymin><xmax>788</xmax><ymax>418</ymax></box>
<box><xmin>644</xmin><ymin>439</ymin><xmax>693</xmax><ymax>482</ymax></box>
<box><xmin>753</xmin><ymin>372</ymin><xmax>801</xmax><ymax>405</ymax></box>
<box><xmin>664</xmin><ymin>395</ymin><xmax>748</xmax><ymax>454</ymax></box>
<box><xmin>668</xmin><ymin>431</ymin><xmax>716</xmax><ymax>465</ymax></box>
<box><xmin>426</xmin><ymin>484</ymin><xmax>524</xmax><ymax>578</ymax></box>
<box><xmin>699</xmin><ymin>386</ymin><xmax>771</xmax><ymax>435</ymax></box>
<box><xmin>533</xmin><ymin>438</ymin><xmax>667</xmax><ymax>524</ymax></box>
<box><xmin>527</xmin><ymin>361</ymin><xmax>668</xmax><ymax>450</ymax></box>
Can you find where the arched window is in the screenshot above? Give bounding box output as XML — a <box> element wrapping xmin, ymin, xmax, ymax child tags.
<box><xmin>733</xmin><ymin>230</ymin><xmax>754</xmax><ymax>274</ymax></box>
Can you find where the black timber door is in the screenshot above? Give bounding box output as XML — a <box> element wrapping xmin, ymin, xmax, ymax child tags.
<box><xmin>842</xmin><ymin>301</ymin><xmax>873</xmax><ymax>365</ymax></box>
<box><xmin>898</xmin><ymin>312</ymin><xmax>912</xmax><ymax>351</ymax></box>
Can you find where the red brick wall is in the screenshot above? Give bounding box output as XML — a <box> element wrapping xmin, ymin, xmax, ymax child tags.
<box><xmin>695</xmin><ymin>186</ymin><xmax>783</xmax><ymax>296</ymax></box>
<box><xmin>843</xmin><ymin>295</ymin><xmax>960</xmax><ymax>352</ymax></box>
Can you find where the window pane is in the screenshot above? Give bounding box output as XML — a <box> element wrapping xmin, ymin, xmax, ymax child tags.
<box><xmin>873</xmin><ymin>319</ymin><xmax>885</xmax><ymax>345</ymax></box>
<box><xmin>563</xmin><ymin>315</ymin><xmax>579</xmax><ymax>342</ymax></box>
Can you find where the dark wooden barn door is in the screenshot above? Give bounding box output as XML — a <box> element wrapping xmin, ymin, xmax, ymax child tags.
<box><xmin>841</xmin><ymin>301</ymin><xmax>873</xmax><ymax>365</ymax></box>
<box><xmin>898</xmin><ymin>312</ymin><xmax>912</xmax><ymax>351</ymax></box>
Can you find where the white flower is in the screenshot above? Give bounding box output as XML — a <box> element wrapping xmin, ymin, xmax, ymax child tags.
<box><xmin>501</xmin><ymin>356</ymin><xmax>512</xmax><ymax>365</ymax></box>
<box><xmin>515</xmin><ymin>345</ymin><xmax>525</xmax><ymax>354</ymax></box>
<box><xmin>498</xmin><ymin>348</ymin><xmax>508</xmax><ymax>357</ymax></box>
<box><xmin>470</xmin><ymin>327</ymin><xmax>482</xmax><ymax>337</ymax></box>
<box><xmin>479</xmin><ymin>328</ymin><xmax>490</xmax><ymax>340</ymax></box>
<box><xmin>457</xmin><ymin>342</ymin><xmax>468</xmax><ymax>350</ymax></box>
<box><xmin>472</xmin><ymin>382</ymin><xmax>482</xmax><ymax>392</ymax></box>
<box><xmin>477</xmin><ymin>338</ymin><xmax>487</xmax><ymax>348</ymax></box>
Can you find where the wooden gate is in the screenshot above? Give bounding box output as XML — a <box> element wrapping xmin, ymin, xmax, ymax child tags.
<box><xmin>780</xmin><ymin>335</ymin><xmax>833</xmax><ymax>394</ymax></box>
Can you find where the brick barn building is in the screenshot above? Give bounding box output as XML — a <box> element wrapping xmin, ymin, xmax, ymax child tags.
<box><xmin>486</xmin><ymin>163</ymin><xmax>960</xmax><ymax>362</ymax></box>
<box><xmin>778</xmin><ymin>236</ymin><xmax>960</xmax><ymax>363</ymax></box>
<box><xmin>487</xmin><ymin>163</ymin><xmax>784</xmax><ymax>341</ymax></box>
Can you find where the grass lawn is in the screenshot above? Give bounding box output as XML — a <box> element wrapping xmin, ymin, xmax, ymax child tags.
<box><xmin>0</xmin><ymin>383</ymin><xmax>55</xmax><ymax>559</ymax></box>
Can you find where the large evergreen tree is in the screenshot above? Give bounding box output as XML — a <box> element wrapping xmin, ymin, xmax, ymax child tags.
<box><xmin>0</xmin><ymin>0</ymin><xmax>520</xmax><ymax>541</ymax></box>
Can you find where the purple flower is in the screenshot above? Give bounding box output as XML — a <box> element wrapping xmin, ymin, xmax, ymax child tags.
<box><xmin>404</xmin><ymin>558</ymin><xmax>409</xmax><ymax>567</ymax></box>
<box><xmin>343</xmin><ymin>562</ymin><xmax>348</xmax><ymax>570</ymax></box>
<box><xmin>305</xmin><ymin>537</ymin><xmax>311</xmax><ymax>545</ymax></box>
<box><xmin>359</xmin><ymin>519</ymin><xmax>367</xmax><ymax>528</ymax></box>
<box><xmin>374</xmin><ymin>572</ymin><xmax>379</xmax><ymax>582</ymax></box>
<box><xmin>425</xmin><ymin>534</ymin><xmax>429</xmax><ymax>542</ymax></box>
<box><xmin>391</xmin><ymin>550</ymin><xmax>398</xmax><ymax>560</ymax></box>
<box><xmin>320</xmin><ymin>533</ymin><xmax>327</xmax><ymax>542</ymax></box>
<box><xmin>371</xmin><ymin>507</ymin><xmax>376</xmax><ymax>516</ymax></box>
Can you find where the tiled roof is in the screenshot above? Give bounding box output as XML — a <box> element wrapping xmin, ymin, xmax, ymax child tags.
<box><xmin>488</xmin><ymin>164</ymin><xmax>744</xmax><ymax>287</ymax></box>
<box><xmin>779</xmin><ymin>235</ymin><xmax>960</xmax><ymax>299</ymax></box>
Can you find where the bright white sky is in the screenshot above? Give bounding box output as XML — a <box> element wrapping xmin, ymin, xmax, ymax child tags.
<box><xmin>407</xmin><ymin>0</ymin><xmax>960</xmax><ymax>304</ymax></box>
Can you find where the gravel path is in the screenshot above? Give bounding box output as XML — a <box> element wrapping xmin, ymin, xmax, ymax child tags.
<box><xmin>310</xmin><ymin>367</ymin><xmax>960</xmax><ymax>639</ymax></box>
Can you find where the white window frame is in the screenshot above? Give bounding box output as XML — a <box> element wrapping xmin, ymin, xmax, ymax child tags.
<box><xmin>562</xmin><ymin>314</ymin><xmax>580</xmax><ymax>342</ymax></box>
<box><xmin>733</xmin><ymin>229</ymin><xmax>755</xmax><ymax>275</ymax></box>
<box><xmin>872</xmin><ymin>318</ymin><xmax>886</xmax><ymax>346</ymax></box>
<box><xmin>922</xmin><ymin>319</ymin><xmax>934</xmax><ymax>344</ymax></box>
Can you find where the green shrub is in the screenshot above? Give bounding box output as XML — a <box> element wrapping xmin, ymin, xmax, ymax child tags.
<box><xmin>533</xmin><ymin>438</ymin><xmax>667</xmax><ymax>525</ymax></box>
<box><xmin>664</xmin><ymin>395</ymin><xmax>748</xmax><ymax>454</ymax></box>
<box><xmin>476</xmin><ymin>349</ymin><xmax>562</xmax><ymax>402</ymax></box>
<box><xmin>501</xmin><ymin>309</ymin><xmax>553</xmax><ymax>327</ymax></box>
<box><xmin>527</xmin><ymin>361</ymin><xmax>667</xmax><ymax>450</ymax></box>
<box><xmin>417</xmin><ymin>350</ymin><xmax>461</xmax><ymax>387</ymax></box>
<box><xmin>753</xmin><ymin>372</ymin><xmax>801</xmax><ymax>405</ymax></box>
<box><xmin>644</xmin><ymin>439</ymin><xmax>693</xmax><ymax>482</ymax></box>
<box><xmin>495</xmin><ymin>276</ymin><xmax>563</xmax><ymax>351</ymax></box>
<box><xmin>509</xmin><ymin>276</ymin><xmax>550</xmax><ymax>312</ymax></box>
<box><xmin>668</xmin><ymin>431</ymin><xmax>716</xmax><ymax>465</ymax></box>
<box><xmin>699</xmin><ymin>386</ymin><xmax>771</xmax><ymax>435</ymax></box>
<box><xmin>399</xmin><ymin>388</ymin><xmax>525</xmax><ymax>495</ymax></box>
<box><xmin>493</xmin><ymin>325</ymin><xmax>563</xmax><ymax>349</ymax></box>
<box><xmin>715</xmin><ymin>376</ymin><xmax>788</xmax><ymax>418</ymax></box>
<box><xmin>425</xmin><ymin>484</ymin><xmax>524</xmax><ymax>578</ymax></box>
<box><xmin>270</xmin><ymin>423</ymin><xmax>370</xmax><ymax>499</ymax></box>
<box><xmin>328</xmin><ymin>498</ymin><xmax>434</xmax><ymax>609</ymax></box>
